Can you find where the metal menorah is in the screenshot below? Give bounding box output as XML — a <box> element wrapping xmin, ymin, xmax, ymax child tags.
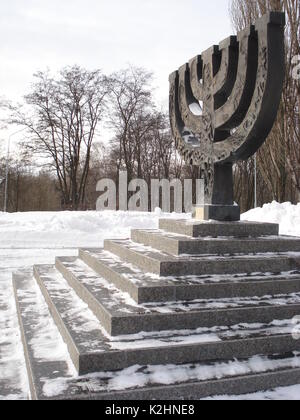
<box><xmin>169</xmin><ymin>12</ymin><xmax>285</xmax><ymax>221</ymax></box>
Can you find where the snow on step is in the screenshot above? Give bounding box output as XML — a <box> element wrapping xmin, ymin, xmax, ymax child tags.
<box><xmin>13</xmin><ymin>274</ymin><xmax>76</xmax><ymax>400</ymax></box>
<box><xmin>80</xmin><ymin>248</ymin><xmax>300</xmax><ymax>304</ymax></box>
<box><xmin>109</xmin><ymin>319</ymin><xmax>298</xmax><ymax>351</ymax></box>
<box><xmin>13</xmin><ymin>270</ymin><xmax>300</xmax><ymax>399</ymax></box>
<box><xmin>104</xmin><ymin>239</ymin><xmax>297</xmax><ymax>276</ymax></box>
<box><xmin>19</xmin><ymin>264</ymin><xmax>300</xmax><ymax>347</ymax></box>
<box><xmin>58</xmin><ymin>257</ymin><xmax>300</xmax><ymax>313</ymax></box>
<box><xmin>159</xmin><ymin>219</ymin><xmax>280</xmax><ymax>238</ymax></box>
<box><xmin>0</xmin><ymin>269</ymin><xmax>29</xmax><ymax>400</ymax></box>
<box><xmin>32</xmin><ymin>263</ymin><xmax>233</xmax><ymax>372</ymax></box>
<box><xmin>33</xmin><ymin>265</ymin><xmax>112</xmax><ymax>354</ymax></box>
<box><xmin>52</xmin><ymin>256</ymin><xmax>300</xmax><ymax>338</ymax></box>
<box><xmin>58</xmin><ymin>353</ymin><xmax>300</xmax><ymax>396</ymax></box>
<box><xmin>82</xmin><ymin>248</ymin><xmax>300</xmax><ymax>287</ymax></box>
<box><xmin>131</xmin><ymin>229</ymin><xmax>300</xmax><ymax>256</ymax></box>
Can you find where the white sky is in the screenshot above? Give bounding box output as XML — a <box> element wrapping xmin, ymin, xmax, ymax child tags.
<box><xmin>0</xmin><ymin>0</ymin><xmax>232</xmax><ymax>148</ymax></box>
<box><xmin>0</xmin><ymin>0</ymin><xmax>232</xmax><ymax>104</ymax></box>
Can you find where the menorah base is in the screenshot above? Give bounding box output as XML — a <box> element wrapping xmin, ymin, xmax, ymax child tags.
<box><xmin>193</xmin><ymin>205</ymin><xmax>241</xmax><ymax>222</ymax></box>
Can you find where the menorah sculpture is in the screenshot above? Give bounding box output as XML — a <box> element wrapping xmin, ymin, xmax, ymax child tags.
<box><xmin>169</xmin><ymin>12</ymin><xmax>285</xmax><ymax>221</ymax></box>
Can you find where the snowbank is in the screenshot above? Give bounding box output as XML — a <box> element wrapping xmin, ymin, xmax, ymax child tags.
<box><xmin>242</xmin><ymin>201</ymin><xmax>300</xmax><ymax>237</ymax></box>
<box><xmin>1</xmin><ymin>201</ymin><xmax>299</xmax><ymax>249</ymax></box>
<box><xmin>0</xmin><ymin>209</ymin><xmax>190</xmax><ymax>249</ymax></box>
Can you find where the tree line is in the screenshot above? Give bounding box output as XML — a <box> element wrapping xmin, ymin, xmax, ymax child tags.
<box><xmin>0</xmin><ymin>0</ymin><xmax>299</xmax><ymax>213</ymax></box>
<box><xmin>231</xmin><ymin>0</ymin><xmax>300</xmax><ymax>210</ymax></box>
<box><xmin>0</xmin><ymin>66</ymin><xmax>194</xmax><ymax>212</ymax></box>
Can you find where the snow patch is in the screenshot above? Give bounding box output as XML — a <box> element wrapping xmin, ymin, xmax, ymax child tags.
<box><xmin>242</xmin><ymin>201</ymin><xmax>300</xmax><ymax>237</ymax></box>
<box><xmin>0</xmin><ymin>211</ymin><xmax>190</xmax><ymax>249</ymax></box>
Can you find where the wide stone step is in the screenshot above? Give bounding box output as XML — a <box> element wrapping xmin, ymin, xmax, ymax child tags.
<box><xmin>52</xmin><ymin>257</ymin><xmax>300</xmax><ymax>336</ymax></box>
<box><xmin>12</xmin><ymin>274</ymin><xmax>76</xmax><ymax>399</ymax></box>
<box><xmin>80</xmin><ymin>248</ymin><xmax>300</xmax><ymax>304</ymax></box>
<box><xmin>14</xmin><ymin>269</ymin><xmax>300</xmax><ymax>382</ymax></box>
<box><xmin>13</xmin><ymin>270</ymin><xmax>300</xmax><ymax>400</ymax></box>
<box><xmin>104</xmin><ymin>239</ymin><xmax>296</xmax><ymax>276</ymax></box>
<box><xmin>131</xmin><ymin>229</ymin><xmax>300</xmax><ymax>256</ymax></box>
<box><xmin>48</xmin><ymin>361</ymin><xmax>300</xmax><ymax>400</ymax></box>
<box><xmin>159</xmin><ymin>219</ymin><xmax>279</xmax><ymax>238</ymax></box>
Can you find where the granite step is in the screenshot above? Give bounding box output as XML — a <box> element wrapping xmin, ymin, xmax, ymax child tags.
<box><xmin>159</xmin><ymin>219</ymin><xmax>279</xmax><ymax>238</ymax></box>
<box><xmin>104</xmin><ymin>239</ymin><xmax>297</xmax><ymax>276</ymax></box>
<box><xmin>131</xmin><ymin>229</ymin><xmax>300</xmax><ymax>256</ymax></box>
<box><xmin>45</xmin><ymin>361</ymin><xmax>300</xmax><ymax>400</ymax></box>
<box><xmin>14</xmin><ymin>269</ymin><xmax>300</xmax><ymax>379</ymax></box>
<box><xmin>50</xmin><ymin>257</ymin><xmax>300</xmax><ymax>336</ymax></box>
<box><xmin>12</xmin><ymin>274</ymin><xmax>75</xmax><ymax>400</ymax></box>
<box><xmin>13</xmin><ymin>271</ymin><xmax>300</xmax><ymax>400</ymax></box>
<box><xmin>80</xmin><ymin>248</ymin><xmax>300</xmax><ymax>304</ymax></box>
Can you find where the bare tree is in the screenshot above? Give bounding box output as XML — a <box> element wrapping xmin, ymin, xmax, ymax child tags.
<box><xmin>108</xmin><ymin>67</ymin><xmax>155</xmax><ymax>182</ymax></box>
<box><xmin>0</xmin><ymin>154</ymin><xmax>61</xmax><ymax>212</ymax></box>
<box><xmin>11</xmin><ymin>66</ymin><xmax>108</xmax><ymax>210</ymax></box>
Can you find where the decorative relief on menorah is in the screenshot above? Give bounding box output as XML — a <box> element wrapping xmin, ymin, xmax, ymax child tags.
<box><xmin>169</xmin><ymin>12</ymin><xmax>285</xmax><ymax>221</ymax></box>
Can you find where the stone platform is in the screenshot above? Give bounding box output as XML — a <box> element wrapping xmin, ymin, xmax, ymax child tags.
<box><xmin>11</xmin><ymin>219</ymin><xmax>300</xmax><ymax>400</ymax></box>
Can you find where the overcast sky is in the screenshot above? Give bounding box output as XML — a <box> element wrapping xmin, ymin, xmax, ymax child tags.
<box><xmin>0</xmin><ymin>0</ymin><xmax>232</xmax><ymax>107</ymax></box>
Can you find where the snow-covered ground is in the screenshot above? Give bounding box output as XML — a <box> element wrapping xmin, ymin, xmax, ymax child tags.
<box><xmin>0</xmin><ymin>204</ymin><xmax>300</xmax><ymax>400</ymax></box>
<box><xmin>242</xmin><ymin>201</ymin><xmax>300</xmax><ymax>237</ymax></box>
<box><xmin>0</xmin><ymin>209</ymin><xmax>188</xmax><ymax>249</ymax></box>
<box><xmin>0</xmin><ymin>201</ymin><xmax>299</xmax><ymax>250</ymax></box>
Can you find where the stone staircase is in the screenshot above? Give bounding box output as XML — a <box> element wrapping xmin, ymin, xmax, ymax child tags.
<box><xmin>13</xmin><ymin>219</ymin><xmax>300</xmax><ymax>400</ymax></box>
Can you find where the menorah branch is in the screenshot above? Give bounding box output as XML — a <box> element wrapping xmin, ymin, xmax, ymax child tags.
<box><xmin>169</xmin><ymin>11</ymin><xmax>285</xmax><ymax>221</ymax></box>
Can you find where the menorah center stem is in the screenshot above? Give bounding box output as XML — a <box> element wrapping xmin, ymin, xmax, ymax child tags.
<box><xmin>211</xmin><ymin>163</ymin><xmax>234</xmax><ymax>206</ymax></box>
<box><xmin>194</xmin><ymin>163</ymin><xmax>240</xmax><ymax>222</ymax></box>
